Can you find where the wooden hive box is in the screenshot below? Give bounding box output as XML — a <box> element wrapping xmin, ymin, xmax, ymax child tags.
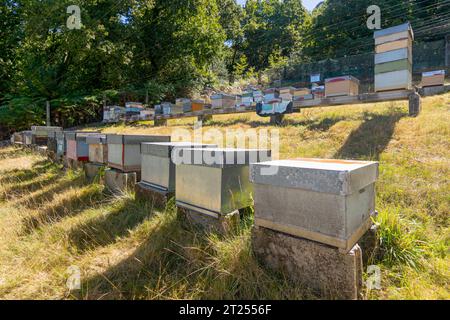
<box><xmin>86</xmin><ymin>134</ymin><xmax>108</xmax><ymax>165</ymax></box>
<box><xmin>211</xmin><ymin>93</ymin><xmax>236</xmax><ymax>109</ymax></box>
<box><xmin>191</xmin><ymin>99</ymin><xmax>206</xmax><ymax>112</ymax></box>
<box><xmin>421</xmin><ymin>70</ymin><xmax>445</xmax><ymax>87</ymax></box>
<box><xmin>279</xmin><ymin>87</ymin><xmax>296</xmax><ymax>101</ymax></box>
<box><xmin>325</xmin><ymin>76</ymin><xmax>360</xmax><ymax>97</ymax></box>
<box><xmin>66</xmin><ymin>132</ymin><xmax>97</xmax><ymax>162</ymax></box>
<box><xmin>107</xmin><ymin>134</ymin><xmax>171</xmax><ymax>173</ymax></box>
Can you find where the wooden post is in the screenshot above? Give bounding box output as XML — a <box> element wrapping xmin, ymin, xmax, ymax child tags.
<box><xmin>46</xmin><ymin>100</ymin><xmax>51</xmax><ymax>126</ymax></box>
<box><xmin>445</xmin><ymin>35</ymin><xmax>449</xmax><ymax>68</ymax></box>
<box><xmin>270</xmin><ymin>114</ymin><xmax>284</xmax><ymax>125</ymax></box>
<box><xmin>408</xmin><ymin>92</ymin><xmax>421</xmax><ymax>117</ymax></box>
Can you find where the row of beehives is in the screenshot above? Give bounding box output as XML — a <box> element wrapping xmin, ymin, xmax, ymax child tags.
<box><xmin>48</xmin><ymin>131</ymin><xmax>377</xmax><ymax>251</ymax></box>
<box><xmin>13</xmin><ymin>127</ymin><xmax>380</xmax><ymax>298</ymax></box>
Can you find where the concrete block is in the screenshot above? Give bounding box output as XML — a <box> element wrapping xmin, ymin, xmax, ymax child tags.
<box><xmin>252</xmin><ymin>226</ymin><xmax>363</xmax><ymax>300</ymax></box>
<box><xmin>177</xmin><ymin>205</ymin><xmax>240</xmax><ymax>234</ymax></box>
<box><xmin>135</xmin><ymin>182</ymin><xmax>173</xmax><ymax>208</ymax></box>
<box><xmin>250</xmin><ymin>158</ymin><xmax>378</xmax><ymax>251</ymax></box>
<box><xmin>105</xmin><ymin>168</ymin><xmax>137</xmax><ymax>193</ymax></box>
<box><xmin>84</xmin><ymin>163</ymin><xmax>104</xmax><ymax>181</ymax></box>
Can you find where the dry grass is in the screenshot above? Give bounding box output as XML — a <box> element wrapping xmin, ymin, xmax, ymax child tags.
<box><xmin>0</xmin><ymin>93</ymin><xmax>449</xmax><ymax>300</ymax></box>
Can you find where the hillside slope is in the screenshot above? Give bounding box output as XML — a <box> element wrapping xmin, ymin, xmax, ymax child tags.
<box><xmin>0</xmin><ymin>93</ymin><xmax>449</xmax><ymax>299</ymax></box>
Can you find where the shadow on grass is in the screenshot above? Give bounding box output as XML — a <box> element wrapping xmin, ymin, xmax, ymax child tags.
<box><xmin>0</xmin><ymin>160</ymin><xmax>56</xmax><ymax>185</ymax></box>
<box><xmin>77</xmin><ymin>207</ymin><xmax>309</xmax><ymax>300</ymax></box>
<box><xmin>21</xmin><ymin>182</ymin><xmax>106</xmax><ymax>234</ymax></box>
<box><xmin>68</xmin><ymin>197</ymin><xmax>156</xmax><ymax>252</ymax></box>
<box><xmin>334</xmin><ymin>110</ymin><xmax>406</xmax><ymax>160</ymax></box>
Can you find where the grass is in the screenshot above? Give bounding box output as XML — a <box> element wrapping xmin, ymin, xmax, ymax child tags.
<box><xmin>0</xmin><ymin>93</ymin><xmax>449</xmax><ymax>300</ymax></box>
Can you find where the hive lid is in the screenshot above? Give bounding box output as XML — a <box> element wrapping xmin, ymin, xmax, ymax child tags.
<box><xmin>86</xmin><ymin>134</ymin><xmax>107</xmax><ymax>145</ymax></box>
<box><xmin>325</xmin><ymin>75</ymin><xmax>360</xmax><ymax>84</ymax></box>
<box><xmin>250</xmin><ymin>158</ymin><xmax>379</xmax><ymax>195</ymax></box>
<box><xmin>176</xmin><ymin>148</ymin><xmax>272</xmax><ymax>168</ymax></box>
<box><xmin>141</xmin><ymin>142</ymin><xmax>217</xmax><ymax>157</ymax></box>
<box><xmin>31</xmin><ymin>126</ymin><xmax>63</xmax><ymax>133</ymax></box>
<box><xmin>107</xmin><ymin>134</ymin><xmax>171</xmax><ymax>145</ymax></box>
<box><xmin>374</xmin><ymin>22</ymin><xmax>414</xmax><ymax>40</ymax></box>
<box><xmin>422</xmin><ymin>70</ymin><xmax>445</xmax><ymax>77</ymax></box>
<box><xmin>211</xmin><ymin>93</ymin><xmax>236</xmax><ymax>100</ymax></box>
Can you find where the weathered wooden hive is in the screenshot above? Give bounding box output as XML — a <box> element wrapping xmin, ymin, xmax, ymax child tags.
<box><xmin>211</xmin><ymin>94</ymin><xmax>236</xmax><ymax>109</ymax></box>
<box><xmin>325</xmin><ymin>76</ymin><xmax>360</xmax><ymax>97</ymax></box>
<box><xmin>250</xmin><ymin>158</ymin><xmax>379</xmax><ymax>251</ymax></box>
<box><xmin>107</xmin><ymin>134</ymin><xmax>171</xmax><ymax>172</ymax></box>
<box><xmin>23</xmin><ymin>131</ymin><xmax>33</xmax><ymax>146</ymax></box>
<box><xmin>66</xmin><ymin>132</ymin><xmax>98</xmax><ymax>162</ymax></box>
<box><xmin>86</xmin><ymin>134</ymin><xmax>108</xmax><ymax>165</ymax></box>
<box><xmin>140</xmin><ymin>142</ymin><xmax>217</xmax><ymax>193</ymax></box>
<box><xmin>31</xmin><ymin>126</ymin><xmax>63</xmax><ymax>146</ymax></box>
<box><xmin>279</xmin><ymin>87</ymin><xmax>296</xmax><ymax>101</ymax></box>
<box><xmin>374</xmin><ymin>22</ymin><xmax>413</xmax><ymax>92</ymax></box>
<box><xmin>176</xmin><ymin>148</ymin><xmax>271</xmax><ymax>217</ymax></box>
<box><xmin>421</xmin><ymin>70</ymin><xmax>445</xmax><ymax>87</ymax></box>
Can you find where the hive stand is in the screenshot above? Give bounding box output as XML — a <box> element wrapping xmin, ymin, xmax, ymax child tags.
<box><xmin>252</xmin><ymin>226</ymin><xmax>368</xmax><ymax>300</ymax></box>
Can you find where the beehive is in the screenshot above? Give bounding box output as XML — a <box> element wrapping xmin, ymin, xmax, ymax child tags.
<box><xmin>374</xmin><ymin>22</ymin><xmax>414</xmax><ymax>92</ymax></box>
<box><xmin>421</xmin><ymin>70</ymin><xmax>445</xmax><ymax>87</ymax></box>
<box><xmin>241</xmin><ymin>92</ymin><xmax>254</xmax><ymax>107</ymax></box>
<box><xmin>250</xmin><ymin>158</ymin><xmax>379</xmax><ymax>251</ymax></box>
<box><xmin>55</xmin><ymin>132</ymin><xmax>65</xmax><ymax>159</ymax></box>
<box><xmin>176</xmin><ymin>148</ymin><xmax>271</xmax><ymax>217</ymax></box>
<box><xmin>279</xmin><ymin>87</ymin><xmax>296</xmax><ymax>101</ymax></box>
<box><xmin>293</xmin><ymin>88</ymin><xmax>312</xmax><ymax>101</ymax></box>
<box><xmin>31</xmin><ymin>126</ymin><xmax>63</xmax><ymax>145</ymax></box>
<box><xmin>66</xmin><ymin>132</ymin><xmax>97</xmax><ymax>162</ymax></box>
<box><xmin>86</xmin><ymin>134</ymin><xmax>108</xmax><ymax>165</ymax></box>
<box><xmin>253</xmin><ymin>90</ymin><xmax>264</xmax><ymax>103</ymax></box>
<box><xmin>140</xmin><ymin>142</ymin><xmax>217</xmax><ymax>193</ymax></box>
<box><xmin>176</xmin><ymin>98</ymin><xmax>192</xmax><ymax>113</ymax></box>
<box><xmin>191</xmin><ymin>99</ymin><xmax>205</xmax><ymax>112</ymax></box>
<box><xmin>23</xmin><ymin>131</ymin><xmax>33</xmax><ymax>146</ymax></box>
<box><xmin>211</xmin><ymin>94</ymin><xmax>236</xmax><ymax>109</ymax></box>
<box><xmin>325</xmin><ymin>76</ymin><xmax>360</xmax><ymax>97</ymax></box>
<box><xmin>263</xmin><ymin>88</ymin><xmax>280</xmax><ymax>103</ymax></box>
<box><xmin>107</xmin><ymin>134</ymin><xmax>171</xmax><ymax>172</ymax></box>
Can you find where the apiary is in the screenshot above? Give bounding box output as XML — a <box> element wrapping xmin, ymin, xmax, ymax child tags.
<box><xmin>176</xmin><ymin>148</ymin><xmax>271</xmax><ymax>218</ymax></box>
<box><xmin>66</xmin><ymin>132</ymin><xmax>98</xmax><ymax>162</ymax></box>
<box><xmin>86</xmin><ymin>134</ymin><xmax>108</xmax><ymax>165</ymax></box>
<box><xmin>374</xmin><ymin>22</ymin><xmax>414</xmax><ymax>92</ymax></box>
<box><xmin>250</xmin><ymin>158</ymin><xmax>379</xmax><ymax>252</ymax></box>
<box><xmin>211</xmin><ymin>93</ymin><xmax>236</xmax><ymax>109</ymax></box>
<box><xmin>31</xmin><ymin>126</ymin><xmax>63</xmax><ymax>145</ymax></box>
<box><xmin>140</xmin><ymin>142</ymin><xmax>217</xmax><ymax>196</ymax></box>
<box><xmin>325</xmin><ymin>76</ymin><xmax>360</xmax><ymax>97</ymax></box>
<box><xmin>107</xmin><ymin>134</ymin><xmax>171</xmax><ymax>173</ymax></box>
<box><xmin>421</xmin><ymin>70</ymin><xmax>445</xmax><ymax>87</ymax></box>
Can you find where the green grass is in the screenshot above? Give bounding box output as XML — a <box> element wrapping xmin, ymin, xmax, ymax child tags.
<box><xmin>0</xmin><ymin>93</ymin><xmax>449</xmax><ymax>300</ymax></box>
